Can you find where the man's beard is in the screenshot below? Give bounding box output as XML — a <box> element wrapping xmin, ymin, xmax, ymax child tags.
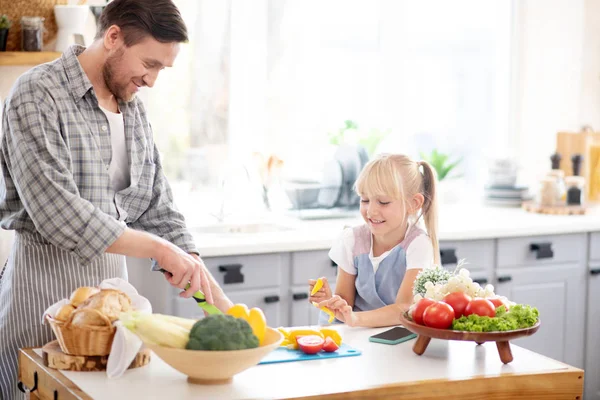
<box><xmin>102</xmin><ymin>48</ymin><xmax>135</xmax><ymax>103</ymax></box>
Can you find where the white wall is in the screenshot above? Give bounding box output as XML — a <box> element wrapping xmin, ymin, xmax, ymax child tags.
<box><xmin>513</xmin><ymin>0</ymin><xmax>600</xmax><ymax>186</ymax></box>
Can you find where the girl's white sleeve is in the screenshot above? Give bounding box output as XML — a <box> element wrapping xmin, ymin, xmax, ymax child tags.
<box><xmin>328</xmin><ymin>228</ymin><xmax>357</xmax><ymax>275</ymax></box>
<box><xmin>406</xmin><ymin>235</ymin><xmax>434</xmax><ymax>270</ymax></box>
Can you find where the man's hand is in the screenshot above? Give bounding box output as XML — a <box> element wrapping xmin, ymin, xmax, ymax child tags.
<box><xmin>154</xmin><ymin>242</ymin><xmax>212</xmax><ymax>303</ymax></box>
<box><xmin>189</xmin><ymin>253</ymin><xmax>234</xmax><ymax>313</ymax></box>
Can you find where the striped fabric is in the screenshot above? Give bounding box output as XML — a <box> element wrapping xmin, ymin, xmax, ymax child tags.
<box><xmin>0</xmin><ymin>45</ymin><xmax>198</xmax><ymax>399</ymax></box>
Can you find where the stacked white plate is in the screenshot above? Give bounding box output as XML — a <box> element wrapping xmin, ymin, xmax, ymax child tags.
<box><xmin>483</xmin><ymin>186</ymin><xmax>531</xmax><ymax>207</ymax></box>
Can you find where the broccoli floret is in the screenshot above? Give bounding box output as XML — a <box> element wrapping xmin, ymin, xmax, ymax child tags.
<box><xmin>185</xmin><ymin>314</ymin><xmax>259</xmax><ymax>351</ymax></box>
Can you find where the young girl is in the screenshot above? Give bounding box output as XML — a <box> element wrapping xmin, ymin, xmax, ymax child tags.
<box><xmin>309</xmin><ymin>153</ymin><xmax>440</xmax><ymax>328</ymax></box>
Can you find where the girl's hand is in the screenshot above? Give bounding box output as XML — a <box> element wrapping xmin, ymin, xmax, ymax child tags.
<box><xmin>318</xmin><ymin>295</ymin><xmax>358</xmax><ymax>327</ymax></box>
<box><xmin>308</xmin><ymin>276</ymin><xmax>332</xmax><ymax>303</ymax></box>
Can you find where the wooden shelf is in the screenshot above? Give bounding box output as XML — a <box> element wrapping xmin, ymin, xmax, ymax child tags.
<box><xmin>0</xmin><ymin>51</ymin><xmax>61</xmax><ymax>66</ymax></box>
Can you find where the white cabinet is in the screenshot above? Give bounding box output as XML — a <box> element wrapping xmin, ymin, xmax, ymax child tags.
<box><xmin>585</xmin><ymin>261</ymin><xmax>600</xmax><ymax>400</ymax></box>
<box><xmin>494</xmin><ymin>263</ymin><xmax>586</xmax><ymax>368</ymax></box>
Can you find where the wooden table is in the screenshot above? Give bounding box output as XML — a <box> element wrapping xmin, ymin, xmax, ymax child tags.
<box><xmin>18</xmin><ymin>325</ymin><xmax>584</xmax><ymax>399</ymax></box>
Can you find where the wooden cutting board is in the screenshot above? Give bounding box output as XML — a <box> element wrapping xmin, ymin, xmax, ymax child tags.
<box><xmin>42</xmin><ymin>340</ymin><xmax>151</xmax><ymax>371</ymax></box>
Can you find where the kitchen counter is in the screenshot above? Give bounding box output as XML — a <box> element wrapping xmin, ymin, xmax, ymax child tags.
<box><xmin>191</xmin><ymin>204</ymin><xmax>600</xmax><ymax>257</ymax></box>
<box><xmin>18</xmin><ymin>325</ymin><xmax>584</xmax><ymax>399</ymax></box>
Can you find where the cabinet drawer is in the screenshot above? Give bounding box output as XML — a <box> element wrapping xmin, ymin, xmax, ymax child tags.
<box><xmin>589</xmin><ymin>232</ymin><xmax>600</xmax><ymax>261</ymax></box>
<box><xmin>292</xmin><ymin>250</ymin><xmax>337</xmax><ymax>286</ymax></box>
<box><xmin>438</xmin><ymin>239</ymin><xmax>494</xmax><ymax>273</ymax></box>
<box><xmin>497</xmin><ymin>233</ymin><xmax>586</xmax><ymax>268</ymax></box>
<box><xmin>202</xmin><ymin>253</ymin><xmax>285</xmax><ymax>290</ymax></box>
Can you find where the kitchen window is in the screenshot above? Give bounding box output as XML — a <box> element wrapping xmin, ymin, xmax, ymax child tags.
<box><xmin>143</xmin><ymin>0</ymin><xmax>515</xmax><ymax>219</ymax></box>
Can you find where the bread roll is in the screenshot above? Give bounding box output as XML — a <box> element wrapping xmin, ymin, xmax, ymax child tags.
<box><xmin>69</xmin><ymin>286</ymin><xmax>100</xmax><ymax>307</ymax></box>
<box><xmin>70</xmin><ymin>308</ymin><xmax>110</xmax><ymax>327</ymax></box>
<box><xmin>79</xmin><ymin>289</ymin><xmax>132</xmax><ymax>322</ymax></box>
<box><xmin>55</xmin><ymin>303</ymin><xmax>75</xmax><ymax>321</ymax></box>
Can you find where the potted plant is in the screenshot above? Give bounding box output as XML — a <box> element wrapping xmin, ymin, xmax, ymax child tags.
<box><xmin>420</xmin><ymin>149</ymin><xmax>463</xmax><ymax>204</ymax></box>
<box><xmin>0</xmin><ymin>15</ymin><xmax>11</xmax><ymax>52</ymax></box>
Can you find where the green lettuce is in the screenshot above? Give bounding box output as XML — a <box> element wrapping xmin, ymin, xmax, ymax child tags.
<box><xmin>451</xmin><ymin>304</ymin><xmax>539</xmax><ymax>332</ymax></box>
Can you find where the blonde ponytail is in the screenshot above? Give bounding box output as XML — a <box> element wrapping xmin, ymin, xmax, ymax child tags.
<box><xmin>419</xmin><ymin>161</ymin><xmax>440</xmax><ymax>266</ymax></box>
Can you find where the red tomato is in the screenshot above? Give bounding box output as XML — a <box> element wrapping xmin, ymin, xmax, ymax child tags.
<box><xmin>488</xmin><ymin>297</ymin><xmax>509</xmax><ymax>310</ymax></box>
<box><xmin>322</xmin><ymin>336</ymin><xmax>339</xmax><ymax>353</ymax></box>
<box><xmin>443</xmin><ymin>292</ymin><xmax>472</xmax><ymax>318</ymax></box>
<box><xmin>411</xmin><ymin>298</ymin><xmax>436</xmax><ymax>325</ymax></box>
<box><xmin>297</xmin><ymin>335</ymin><xmax>325</xmax><ymax>354</ymax></box>
<box><xmin>422</xmin><ymin>301</ymin><xmax>455</xmax><ymax>329</ymax></box>
<box><xmin>464</xmin><ymin>298</ymin><xmax>496</xmax><ymax>317</ymax></box>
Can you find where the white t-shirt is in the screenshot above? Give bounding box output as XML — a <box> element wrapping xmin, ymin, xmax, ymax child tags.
<box><xmin>99</xmin><ymin>105</ymin><xmax>130</xmax><ymax>192</ymax></box>
<box><xmin>329</xmin><ymin>224</ymin><xmax>434</xmax><ymax>275</ymax></box>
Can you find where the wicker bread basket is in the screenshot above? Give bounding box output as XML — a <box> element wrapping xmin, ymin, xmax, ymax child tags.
<box><xmin>47</xmin><ymin>308</ymin><xmax>116</xmax><ymax>356</ymax></box>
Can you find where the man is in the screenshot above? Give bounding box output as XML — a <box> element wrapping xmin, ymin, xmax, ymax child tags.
<box><xmin>0</xmin><ymin>1</ymin><xmax>232</xmax><ymax>398</ymax></box>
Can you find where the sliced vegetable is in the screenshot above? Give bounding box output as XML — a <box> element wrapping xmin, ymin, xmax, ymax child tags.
<box><xmin>226</xmin><ymin>304</ymin><xmax>267</xmax><ymax>345</ymax></box>
<box><xmin>297</xmin><ymin>335</ymin><xmax>325</xmax><ymax>354</ymax></box>
<box><xmin>287</xmin><ymin>328</ymin><xmax>324</xmax><ymax>349</ymax></box>
<box><xmin>312</xmin><ymin>301</ymin><xmax>335</xmax><ymax>323</ymax></box>
<box><xmin>226</xmin><ymin>304</ymin><xmax>250</xmax><ymax>319</ymax></box>
<box><xmin>248</xmin><ymin>308</ymin><xmax>267</xmax><ymax>345</ymax></box>
<box><xmin>422</xmin><ymin>301</ymin><xmax>455</xmax><ymax>329</ymax></box>
<box><xmin>322</xmin><ymin>336</ymin><xmax>339</xmax><ymax>353</ymax></box>
<box><xmin>311</xmin><ymin>278</ymin><xmax>324</xmax><ymax>296</ymax></box>
<box><xmin>319</xmin><ymin>328</ymin><xmax>342</xmax><ymax>346</ymax></box>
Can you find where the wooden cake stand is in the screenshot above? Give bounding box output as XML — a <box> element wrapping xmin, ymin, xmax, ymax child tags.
<box><xmin>399</xmin><ymin>313</ymin><xmax>541</xmax><ymax>364</ymax></box>
<box><xmin>42</xmin><ymin>340</ymin><xmax>151</xmax><ymax>371</ymax></box>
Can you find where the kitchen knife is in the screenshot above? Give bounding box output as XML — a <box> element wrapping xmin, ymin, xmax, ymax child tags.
<box><xmin>156</xmin><ymin>268</ymin><xmax>222</xmax><ymax>315</ymax></box>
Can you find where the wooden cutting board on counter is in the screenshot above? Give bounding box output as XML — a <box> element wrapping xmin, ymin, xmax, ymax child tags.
<box><xmin>42</xmin><ymin>340</ymin><xmax>151</xmax><ymax>371</ymax></box>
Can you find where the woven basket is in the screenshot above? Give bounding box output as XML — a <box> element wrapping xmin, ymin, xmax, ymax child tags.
<box><xmin>47</xmin><ymin>308</ymin><xmax>116</xmax><ymax>356</ymax></box>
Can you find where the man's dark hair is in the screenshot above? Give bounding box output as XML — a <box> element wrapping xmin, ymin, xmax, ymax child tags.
<box><xmin>95</xmin><ymin>0</ymin><xmax>188</xmax><ymax>46</ymax></box>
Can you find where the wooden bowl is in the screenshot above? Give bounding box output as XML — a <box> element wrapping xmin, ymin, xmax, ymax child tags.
<box><xmin>399</xmin><ymin>312</ymin><xmax>541</xmax><ymax>364</ymax></box>
<box><xmin>144</xmin><ymin>327</ymin><xmax>283</xmax><ymax>384</ymax></box>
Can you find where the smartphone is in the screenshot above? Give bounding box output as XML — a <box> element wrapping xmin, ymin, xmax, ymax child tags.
<box><xmin>369</xmin><ymin>326</ymin><xmax>416</xmax><ymax>345</ymax></box>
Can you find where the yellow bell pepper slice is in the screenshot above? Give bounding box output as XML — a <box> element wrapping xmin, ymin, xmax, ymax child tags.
<box><xmin>277</xmin><ymin>327</ymin><xmax>291</xmax><ymax>340</ymax></box>
<box><xmin>312</xmin><ymin>301</ymin><xmax>335</xmax><ymax>323</ymax></box>
<box><xmin>320</xmin><ymin>328</ymin><xmax>342</xmax><ymax>346</ymax></box>
<box><xmin>226</xmin><ymin>303</ymin><xmax>250</xmax><ymax>319</ymax></box>
<box><xmin>226</xmin><ymin>304</ymin><xmax>267</xmax><ymax>346</ymax></box>
<box><xmin>310</xmin><ymin>277</ymin><xmax>324</xmax><ymax>296</ymax></box>
<box><xmin>248</xmin><ymin>307</ymin><xmax>267</xmax><ymax>346</ymax></box>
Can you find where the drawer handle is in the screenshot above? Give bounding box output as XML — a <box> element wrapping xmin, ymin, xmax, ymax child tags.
<box><xmin>293</xmin><ymin>292</ymin><xmax>308</xmax><ymax>300</ymax></box>
<box><xmin>218</xmin><ymin>263</ymin><xmax>244</xmax><ymax>284</ymax></box>
<box><xmin>497</xmin><ymin>275</ymin><xmax>512</xmax><ymax>283</ymax></box>
<box><xmin>591</xmin><ymin>269</ymin><xmax>600</xmax><ymax>276</ymax></box>
<box><xmin>440</xmin><ymin>248</ymin><xmax>458</xmax><ymax>265</ymax></box>
<box><xmin>529</xmin><ymin>242</ymin><xmax>554</xmax><ymax>259</ymax></box>
<box><xmin>17</xmin><ymin>371</ymin><xmax>38</xmax><ymax>394</ymax></box>
<box><xmin>264</xmin><ymin>295</ymin><xmax>280</xmax><ymax>304</ymax></box>
<box><xmin>473</xmin><ymin>278</ymin><xmax>488</xmax><ymax>285</ymax></box>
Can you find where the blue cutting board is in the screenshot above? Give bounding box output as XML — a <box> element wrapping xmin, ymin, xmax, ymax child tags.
<box><xmin>258</xmin><ymin>343</ymin><xmax>361</xmax><ymax>365</ymax></box>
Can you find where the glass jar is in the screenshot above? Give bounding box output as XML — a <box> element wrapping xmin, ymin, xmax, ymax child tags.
<box><xmin>565</xmin><ymin>176</ymin><xmax>585</xmax><ymax>206</ymax></box>
<box><xmin>546</xmin><ymin>169</ymin><xmax>566</xmax><ymax>203</ymax></box>
<box><xmin>20</xmin><ymin>16</ymin><xmax>45</xmax><ymax>52</ymax></box>
<box><xmin>539</xmin><ymin>177</ymin><xmax>559</xmax><ymax>207</ymax></box>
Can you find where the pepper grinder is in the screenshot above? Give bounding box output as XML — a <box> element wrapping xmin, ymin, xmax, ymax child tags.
<box><xmin>550</xmin><ymin>153</ymin><xmax>562</xmax><ymax>170</ymax></box>
<box><xmin>571</xmin><ymin>154</ymin><xmax>582</xmax><ymax>176</ymax></box>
